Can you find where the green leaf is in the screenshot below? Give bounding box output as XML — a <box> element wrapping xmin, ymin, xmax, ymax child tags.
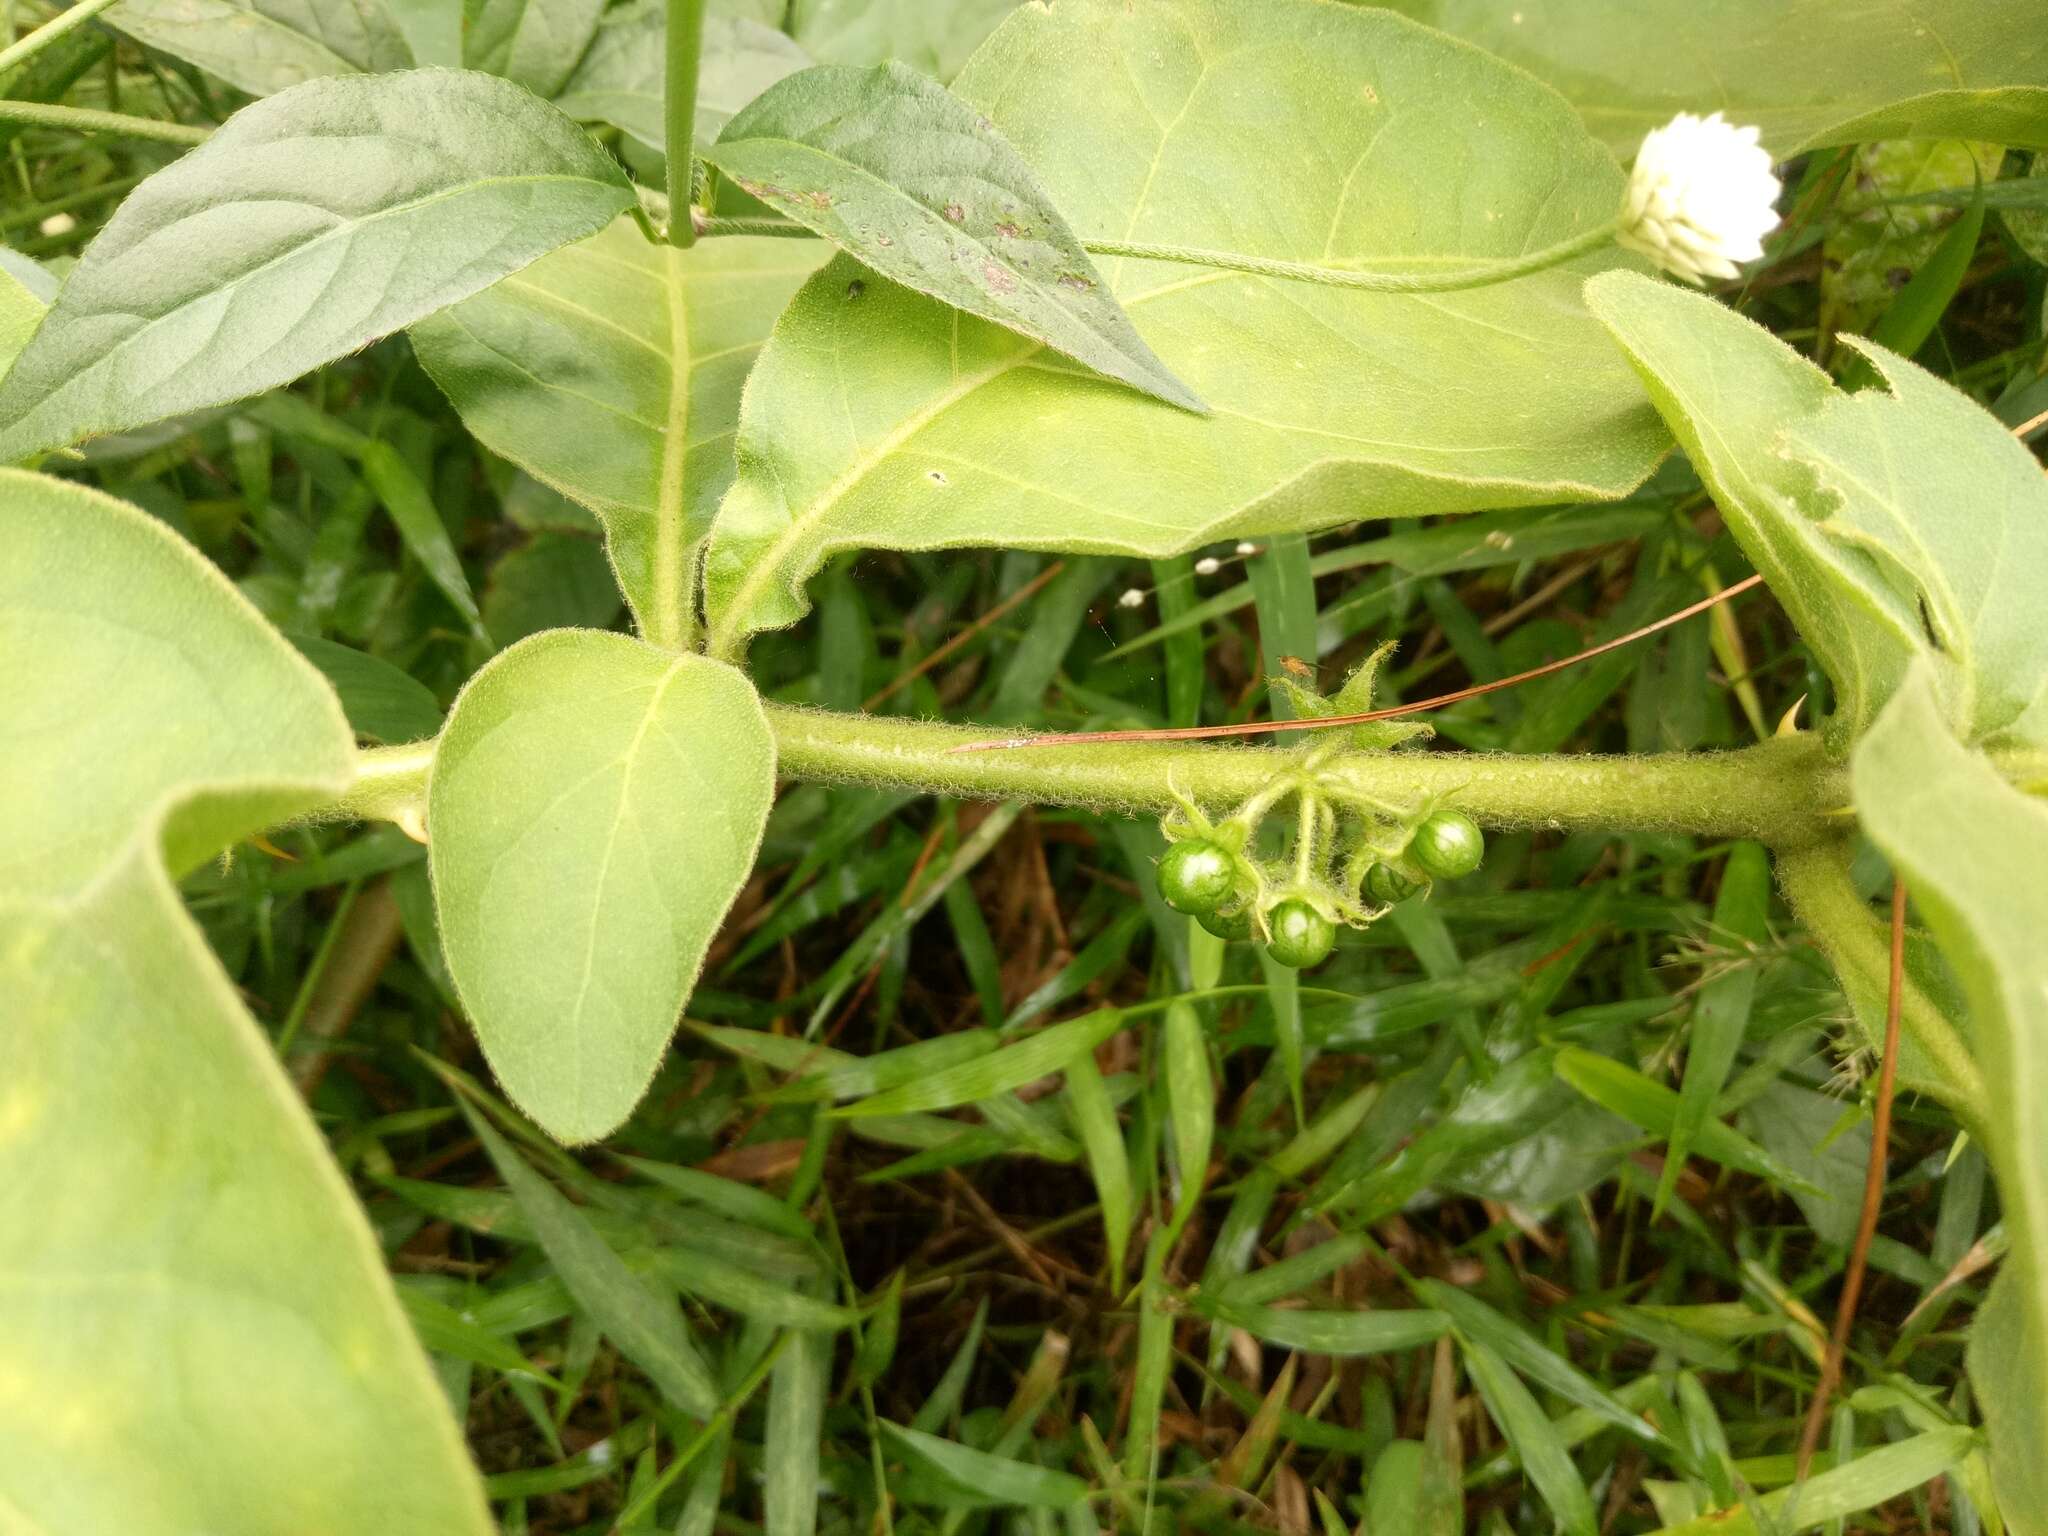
<box><xmin>1064</xmin><ymin>1049</ymin><xmax>1133</xmax><ymax>1284</ymax></box>
<box><xmin>1738</xmin><ymin>1081</ymin><xmax>1869</xmax><ymax>1248</ymax></box>
<box><xmin>0</xmin><ymin>470</ymin><xmax>354</xmax><ymax>898</ymax></box>
<box><xmin>833</xmin><ymin>1009</ymin><xmax>1127</xmax><ymax>1117</ymax></box>
<box><xmin>881</xmin><ymin>1422</ymin><xmax>1089</xmax><ymax>1510</ymax></box>
<box><xmin>555</xmin><ymin>4</ymin><xmax>813</xmax><ymax>150</ymax></box>
<box><xmin>429</xmin><ymin>630</ymin><xmax>775</xmax><ymax>1142</ymax></box>
<box><xmin>1375</xmin><ymin>0</ymin><xmax>2048</xmax><ymax>157</ymax></box>
<box><xmin>1162</xmin><ymin>998</ymin><xmax>1214</xmax><ymax>1231</ymax></box>
<box><xmin>1195</xmin><ymin>1297</ymin><xmax>1450</xmax><ymax>1356</ymax></box>
<box><xmin>703</xmin><ymin>0</ymin><xmax>1665</xmax><ymax>649</ymax></box>
<box><xmin>787</xmin><ymin>0</ymin><xmax>1018</xmax><ymax>81</ymax></box>
<box><xmin>1968</xmin><ymin>1269</ymin><xmax>2048</xmax><ymax>1525</ymax></box>
<box><xmin>0</xmin><ymin>70</ymin><xmax>635</xmax><ymax>462</ymax></box>
<box><xmin>1461</xmin><ymin>1337</ymin><xmax>1598</xmax><ymax>1536</ymax></box>
<box><xmin>106</xmin><ymin>0</ymin><xmax>414</xmax><ymax>98</ymax></box>
<box><xmin>0</xmin><ymin>264</ymin><xmax>43</xmax><ymax>381</ymax></box>
<box><xmin>1851</xmin><ymin>663</ymin><xmax>2048</xmax><ymax>1516</ymax></box>
<box><xmin>1648</xmin><ymin>1427</ymin><xmax>1973</xmax><ymax>1535</ymax></box>
<box><xmin>1553</xmin><ymin>1047</ymin><xmax>1822</xmax><ymax>1194</ymax></box>
<box><xmin>766</xmin><ymin>1326</ymin><xmax>830</xmax><ymax>1536</ymax></box>
<box><xmin>461</xmin><ymin>1101</ymin><xmax>721</xmax><ymax>1417</ymax></box>
<box><xmin>411</xmin><ymin>215</ymin><xmax>822</xmax><ymax>641</ymax></box>
<box><xmin>289</xmin><ymin>633</ymin><xmax>446</xmax><ymax>745</ymax></box>
<box><xmin>465</xmin><ymin>0</ymin><xmax>606</xmax><ymax>98</ymax></box>
<box><xmin>705</xmin><ymin>60</ymin><xmax>1201</xmax><ymax>411</ymax></box>
<box><xmin>0</xmin><ymin>471</ymin><xmax>487</xmax><ymax>1533</ymax></box>
<box><xmin>1586</xmin><ymin>270</ymin><xmax>2048</xmax><ymax>750</ymax></box>
<box><xmin>1659</xmin><ymin>840</ymin><xmax>1770</xmax><ymax>1216</ymax></box>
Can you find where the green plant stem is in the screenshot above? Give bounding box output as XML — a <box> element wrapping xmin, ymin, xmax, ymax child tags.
<box><xmin>663</xmin><ymin>0</ymin><xmax>705</xmax><ymax>248</ymax></box>
<box><xmin>337</xmin><ymin>712</ymin><xmax>1841</xmax><ymax>845</ymax></box>
<box><xmin>0</xmin><ymin>0</ymin><xmax>123</xmax><ymax>78</ymax></box>
<box><xmin>690</xmin><ymin>216</ymin><xmax>1622</xmax><ymax>292</ymax></box>
<box><xmin>1774</xmin><ymin>839</ymin><xmax>1986</xmax><ymax>1120</ymax></box>
<box><xmin>0</xmin><ymin>97</ymin><xmax>208</xmax><ymax>144</ymax></box>
<box><xmin>1081</xmin><ymin>222</ymin><xmax>1619</xmax><ymax>291</ymax></box>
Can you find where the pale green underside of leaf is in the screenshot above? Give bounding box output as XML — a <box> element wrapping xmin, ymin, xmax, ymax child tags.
<box><xmin>786</xmin><ymin>0</ymin><xmax>1019</xmax><ymax>81</ymax></box>
<box><xmin>0</xmin><ymin>470</ymin><xmax>352</xmax><ymax>899</ymax></box>
<box><xmin>411</xmin><ymin>216</ymin><xmax>822</xmax><ymax>636</ymax></box>
<box><xmin>1376</xmin><ymin>0</ymin><xmax>2048</xmax><ymax>156</ymax></box>
<box><xmin>1587</xmin><ymin>271</ymin><xmax>2048</xmax><ymax>752</ymax></box>
<box><xmin>1853</xmin><ymin>666</ymin><xmax>2048</xmax><ymax>1513</ymax></box>
<box><xmin>465</xmin><ymin>0</ymin><xmax>606</xmax><ymax>99</ymax></box>
<box><xmin>554</xmin><ymin>3</ymin><xmax>814</xmax><ymax>149</ymax></box>
<box><xmin>705</xmin><ymin>59</ymin><xmax>1202</xmax><ymax>410</ymax></box>
<box><xmin>429</xmin><ymin>630</ymin><xmax>775</xmax><ymax>1143</ymax></box>
<box><xmin>106</xmin><ymin>0</ymin><xmax>413</xmax><ymax>98</ymax></box>
<box><xmin>0</xmin><ymin>469</ymin><xmax>488</xmax><ymax>1533</ymax></box>
<box><xmin>0</xmin><ymin>70</ymin><xmax>634</xmax><ymax>463</ymax></box>
<box><xmin>0</xmin><ymin>267</ymin><xmax>44</xmax><ymax>382</ymax></box>
<box><xmin>704</xmin><ymin>0</ymin><xmax>1667</xmax><ymax>649</ymax></box>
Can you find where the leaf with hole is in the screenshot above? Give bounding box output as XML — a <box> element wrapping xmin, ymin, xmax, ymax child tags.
<box><xmin>0</xmin><ymin>70</ymin><xmax>635</xmax><ymax>462</ymax></box>
<box><xmin>429</xmin><ymin>629</ymin><xmax>775</xmax><ymax>1143</ymax></box>
<box><xmin>703</xmin><ymin>0</ymin><xmax>1665</xmax><ymax>649</ymax></box>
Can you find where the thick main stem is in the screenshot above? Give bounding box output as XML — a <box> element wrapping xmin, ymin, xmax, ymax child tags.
<box><xmin>663</xmin><ymin>0</ymin><xmax>705</xmax><ymax>248</ymax></box>
<box><xmin>766</xmin><ymin>706</ymin><xmax>1840</xmax><ymax>843</ymax></box>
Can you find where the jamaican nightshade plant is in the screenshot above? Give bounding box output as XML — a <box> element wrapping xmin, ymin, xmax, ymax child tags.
<box><xmin>4</xmin><ymin>0</ymin><xmax>2048</xmax><ymax>1530</ymax></box>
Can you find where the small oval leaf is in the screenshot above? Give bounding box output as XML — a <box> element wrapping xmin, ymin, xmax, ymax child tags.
<box><xmin>429</xmin><ymin>630</ymin><xmax>775</xmax><ymax>1143</ymax></box>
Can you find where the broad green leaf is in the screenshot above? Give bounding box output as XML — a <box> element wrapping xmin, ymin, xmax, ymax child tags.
<box><xmin>554</xmin><ymin>3</ymin><xmax>813</xmax><ymax>149</ymax></box>
<box><xmin>0</xmin><ymin>471</ymin><xmax>353</xmax><ymax>898</ymax></box>
<box><xmin>1968</xmin><ymin>1269</ymin><xmax>2048</xmax><ymax>1526</ymax></box>
<box><xmin>465</xmin><ymin>0</ymin><xmax>606</xmax><ymax>98</ymax></box>
<box><xmin>1852</xmin><ymin>664</ymin><xmax>2048</xmax><ymax>1516</ymax></box>
<box><xmin>1649</xmin><ymin>1427</ymin><xmax>1973</xmax><ymax>1535</ymax></box>
<box><xmin>106</xmin><ymin>0</ymin><xmax>414</xmax><ymax>98</ymax></box>
<box><xmin>787</xmin><ymin>0</ymin><xmax>1018</xmax><ymax>81</ymax></box>
<box><xmin>0</xmin><ymin>266</ymin><xmax>43</xmax><ymax>381</ymax></box>
<box><xmin>703</xmin><ymin>0</ymin><xmax>1665</xmax><ymax>650</ymax></box>
<box><xmin>0</xmin><ymin>472</ymin><xmax>487</xmax><ymax>1533</ymax></box>
<box><xmin>834</xmin><ymin>1009</ymin><xmax>1127</xmax><ymax>1117</ymax></box>
<box><xmin>462</xmin><ymin>1103</ymin><xmax>720</xmax><ymax>1416</ymax></box>
<box><xmin>1376</xmin><ymin>0</ymin><xmax>2048</xmax><ymax>157</ymax></box>
<box><xmin>1587</xmin><ymin>270</ymin><xmax>2048</xmax><ymax>750</ymax></box>
<box><xmin>704</xmin><ymin>60</ymin><xmax>1202</xmax><ymax>411</ymax></box>
<box><xmin>0</xmin><ymin>71</ymin><xmax>635</xmax><ymax>463</ymax></box>
<box><xmin>412</xmin><ymin>216</ymin><xmax>822</xmax><ymax>641</ymax></box>
<box><xmin>1738</xmin><ymin>1081</ymin><xmax>1869</xmax><ymax>1248</ymax></box>
<box><xmin>429</xmin><ymin>630</ymin><xmax>775</xmax><ymax>1142</ymax></box>
<box><xmin>881</xmin><ymin>1422</ymin><xmax>1089</xmax><ymax>1510</ymax></box>
<box><xmin>481</xmin><ymin>530</ymin><xmax>622</xmax><ymax>646</ymax></box>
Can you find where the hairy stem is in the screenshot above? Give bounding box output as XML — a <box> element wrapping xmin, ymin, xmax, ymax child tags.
<box><xmin>339</xmin><ymin>708</ymin><xmax>1840</xmax><ymax>847</ymax></box>
<box><xmin>664</xmin><ymin>0</ymin><xmax>705</xmax><ymax>248</ymax></box>
<box><xmin>0</xmin><ymin>98</ymin><xmax>207</xmax><ymax>144</ymax></box>
<box><xmin>1774</xmin><ymin>839</ymin><xmax>1986</xmax><ymax>1120</ymax></box>
<box><xmin>0</xmin><ymin>0</ymin><xmax>123</xmax><ymax>77</ymax></box>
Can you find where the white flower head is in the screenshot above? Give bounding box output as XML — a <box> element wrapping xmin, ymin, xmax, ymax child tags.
<box><xmin>1234</xmin><ymin>541</ymin><xmax>1259</xmax><ymax>557</ymax></box>
<box><xmin>1617</xmin><ymin>112</ymin><xmax>1780</xmax><ymax>285</ymax></box>
<box><xmin>1118</xmin><ymin>587</ymin><xmax>1146</xmax><ymax>609</ymax></box>
<box><xmin>1194</xmin><ymin>556</ymin><xmax>1221</xmax><ymax>576</ymax></box>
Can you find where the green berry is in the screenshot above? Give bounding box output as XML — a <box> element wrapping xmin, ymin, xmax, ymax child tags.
<box><xmin>1196</xmin><ymin>904</ymin><xmax>1252</xmax><ymax>942</ymax></box>
<box><xmin>1264</xmin><ymin>899</ymin><xmax>1335</xmax><ymax>969</ymax></box>
<box><xmin>1364</xmin><ymin>861</ymin><xmax>1425</xmax><ymax>905</ymax></box>
<box><xmin>1411</xmin><ymin>809</ymin><xmax>1484</xmax><ymax>880</ymax></box>
<box><xmin>1158</xmin><ymin>839</ymin><xmax>1235</xmax><ymax>914</ymax></box>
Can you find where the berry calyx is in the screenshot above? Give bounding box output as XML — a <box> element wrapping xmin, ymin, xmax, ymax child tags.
<box><xmin>1265</xmin><ymin>898</ymin><xmax>1335</xmax><ymax>968</ymax></box>
<box><xmin>1158</xmin><ymin>839</ymin><xmax>1235</xmax><ymax>914</ymax></box>
<box><xmin>1411</xmin><ymin>809</ymin><xmax>1484</xmax><ymax>880</ymax></box>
